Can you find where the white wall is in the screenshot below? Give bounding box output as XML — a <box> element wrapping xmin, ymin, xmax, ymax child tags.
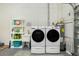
<box><xmin>0</xmin><ymin>3</ymin><xmax>48</xmax><ymax>45</ymax></box>
<box><xmin>49</xmin><ymin>3</ymin><xmax>63</xmax><ymax>25</ymax></box>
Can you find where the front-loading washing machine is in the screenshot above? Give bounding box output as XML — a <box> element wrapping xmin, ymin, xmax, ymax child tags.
<box><xmin>46</xmin><ymin>26</ymin><xmax>60</xmax><ymax>53</ymax></box>
<box><xmin>31</xmin><ymin>26</ymin><xmax>45</xmax><ymax>53</ymax></box>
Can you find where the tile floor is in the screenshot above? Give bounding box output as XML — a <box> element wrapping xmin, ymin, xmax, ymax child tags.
<box><xmin>0</xmin><ymin>48</ymin><xmax>71</xmax><ymax>56</ymax></box>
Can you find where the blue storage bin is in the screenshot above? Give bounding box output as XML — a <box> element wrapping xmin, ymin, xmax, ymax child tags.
<box><xmin>13</xmin><ymin>41</ymin><xmax>22</xmax><ymax>47</ymax></box>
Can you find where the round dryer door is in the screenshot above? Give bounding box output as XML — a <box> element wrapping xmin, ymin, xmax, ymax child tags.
<box><xmin>32</xmin><ymin>29</ymin><xmax>44</xmax><ymax>42</ymax></box>
<box><xmin>47</xmin><ymin>29</ymin><xmax>59</xmax><ymax>42</ymax></box>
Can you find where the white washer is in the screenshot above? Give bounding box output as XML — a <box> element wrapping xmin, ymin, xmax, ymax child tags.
<box><xmin>31</xmin><ymin>26</ymin><xmax>45</xmax><ymax>53</ymax></box>
<box><xmin>46</xmin><ymin>26</ymin><xmax>60</xmax><ymax>53</ymax></box>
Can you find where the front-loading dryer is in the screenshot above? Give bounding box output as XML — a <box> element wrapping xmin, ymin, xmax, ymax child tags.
<box><xmin>31</xmin><ymin>26</ymin><xmax>45</xmax><ymax>53</ymax></box>
<box><xmin>46</xmin><ymin>26</ymin><xmax>60</xmax><ymax>53</ymax></box>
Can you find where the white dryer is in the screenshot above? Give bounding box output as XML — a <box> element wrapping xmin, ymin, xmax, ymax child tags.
<box><xmin>46</xmin><ymin>26</ymin><xmax>60</xmax><ymax>53</ymax></box>
<box><xmin>31</xmin><ymin>26</ymin><xmax>45</xmax><ymax>53</ymax></box>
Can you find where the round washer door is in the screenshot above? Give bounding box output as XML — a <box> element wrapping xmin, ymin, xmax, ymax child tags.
<box><xmin>32</xmin><ymin>29</ymin><xmax>44</xmax><ymax>42</ymax></box>
<box><xmin>47</xmin><ymin>29</ymin><xmax>59</xmax><ymax>42</ymax></box>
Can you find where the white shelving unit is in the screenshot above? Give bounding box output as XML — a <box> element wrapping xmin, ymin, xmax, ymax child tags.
<box><xmin>10</xmin><ymin>19</ymin><xmax>24</xmax><ymax>48</ymax></box>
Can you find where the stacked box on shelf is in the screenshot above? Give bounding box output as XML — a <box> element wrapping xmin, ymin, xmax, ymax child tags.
<box><xmin>11</xmin><ymin>20</ymin><xmax>24</xmax><ymax>48</ymax></box>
